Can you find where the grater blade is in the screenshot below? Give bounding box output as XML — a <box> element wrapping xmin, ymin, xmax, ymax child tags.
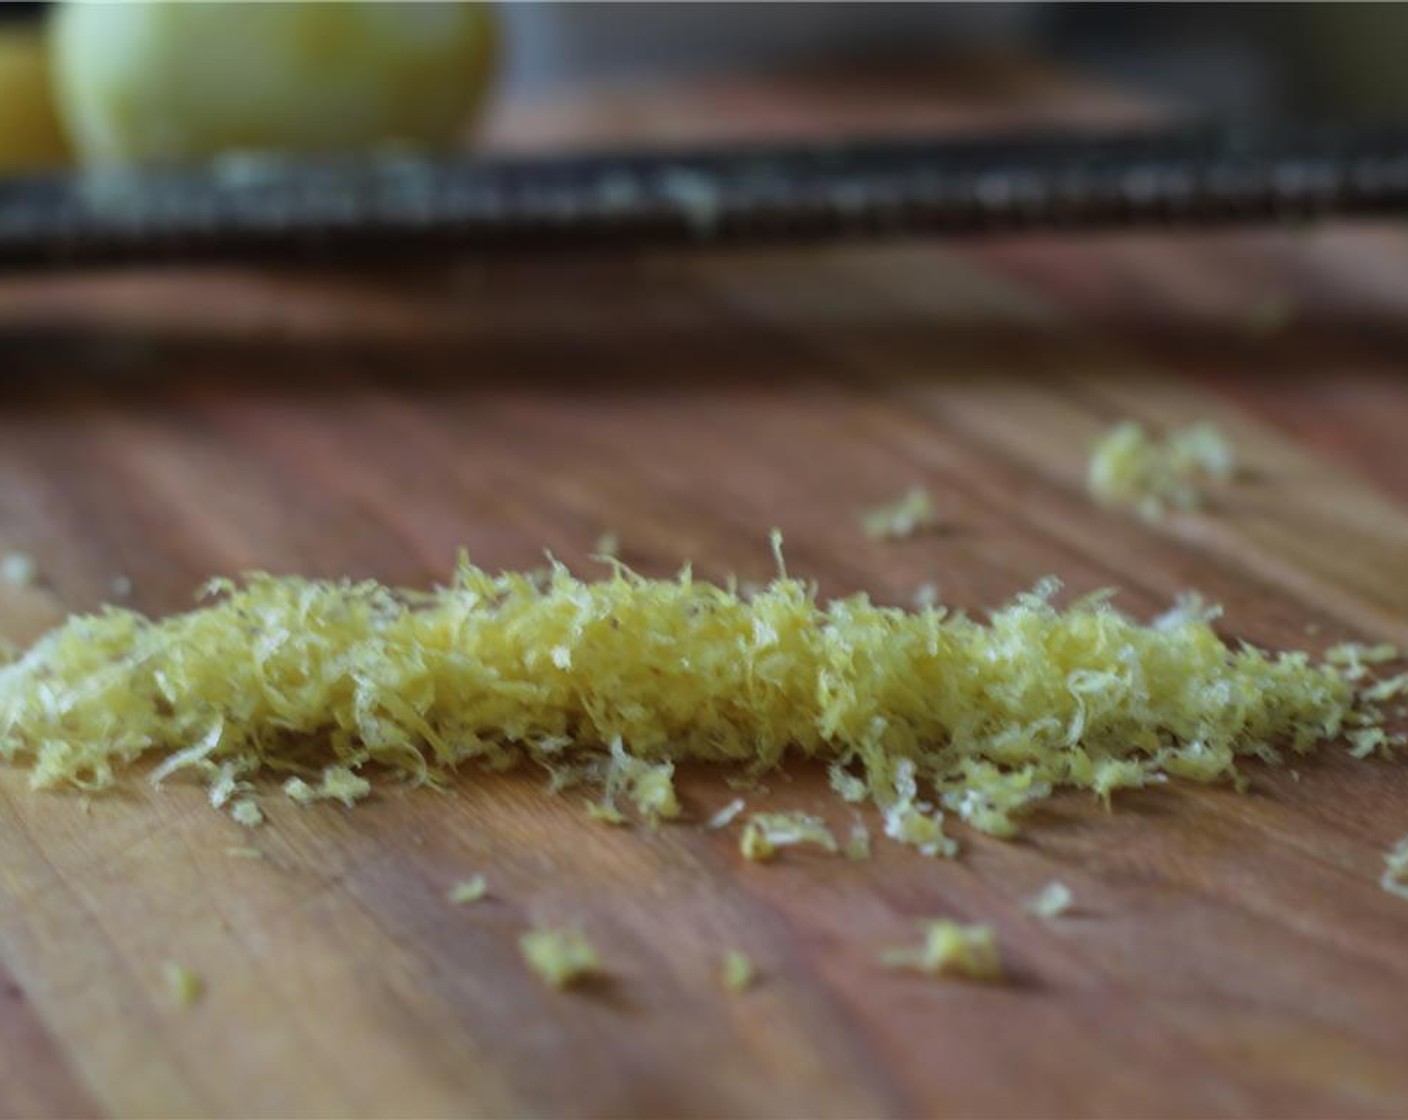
<box><xmin>4</xmin><ymin>122</ymin><xmax>1408</xmax><ymax>271</ymax></box>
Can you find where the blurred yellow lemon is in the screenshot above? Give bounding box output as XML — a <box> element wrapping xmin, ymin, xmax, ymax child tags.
<box><xmin>0</xmin><ymin>24</ymin><xmax>70</xmax><ymax>172</ymax></box>
<box><xmin>51</xmin><ymin>1</ymin><xmax>498</xmax><ymax>167</ymax></box>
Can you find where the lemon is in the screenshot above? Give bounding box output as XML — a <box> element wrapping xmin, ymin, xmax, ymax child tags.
<box><xmin>0</xmin><ymin>24</ymin><xmax>70</xmax><ymax>172</ymax></box>
<box><xmin>51</xmin><ymin>1</ymin><xmax>498</xmax><ymax>167</ymax></box>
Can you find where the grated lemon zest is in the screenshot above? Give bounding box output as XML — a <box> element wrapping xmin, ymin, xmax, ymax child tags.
<box><xmin>447</xmin><ymin>874</ymin><xmax>488</xmax><ymax>905</ymax></box>
<box><xmin>913</xmin><ymin>583</ymin><xmax>940</xmax><ymax>610</ymax></box>
<box><xmin>519</xmin><ymin>926</ymin><xmax>602</xmax><ymax>989</ymax></box>
<box><xmin>284</xmin><ymin>765</ymin><xmax>371</xmax><ymax>808</ymax></box>
<box><xmin>828</xmin><ymin>760</ymin><xmax>868</xmax><ymax>803</ymax></box>
<box><xmin>585</xmin><ymin>799</ymin><xmax>628</xmax><ymax>826</ymax></box>
<box><xmin>721</xmin><ymin>949</ymin><xmax>756</xmax><ymax>992</ymax></box>
<box><xmin>230</xmin><ymin>799</ymin><xmax>263</xmax><ymax>828</ymax></box>
<box><xmin>0</xmin><ymin>546</ymin><xmax>1378</xmax><ymax>844</ymax></box>
<box><xmin>1</xmin><ymin>552</ymin><xmax>36</xmax><ymax>587</ymax></box>
<box><xmin>862</xmin><ymin>486</ymin><xmax>939</xmax><ymax>541</ymax></box>
<box><xmin>845</xmin><ymin>818</ymin><xmax>872</xmax><ymax>861</ymax></box>
<box><xmin>707</xmin><ymin>798</ymin><xmax>745</xmax><ymax>830</ymax></box>
<box><xmin>1383</xmin><ymin>835</ymin><xmax>1408</xmax><ymax>901</ymax></box>
<box><xmin>1088</xmin><ymin>420</ymin><xmax>1234</xmax><ymax>520</ymax></box>
<box><xmin>740</xmin><ymin>811</ymin><xmax>837</xmax><ymax>862</ymax></box>
<box><xmin>1361</xmin><ymin>673</ymin><xmax>1408</xmax><ymax>703</ymax></box>
<box><xmin>1025</xmin><ymin>880</ymin><xmax>1073</xmax><ymax>918</ymax></box>
<box><xmin>1348</xmin><ymin>727</ymin><xmax>1390</xmax><ymax>759</ymax></box>
<box><xmin>162</xmin><ymin>961</ymin><xmax>203</xmax><ymax>1006</ymax></box>
<box><xmin>881</xmin><ymin>919</ymin><xmax>1002</xmax><ymax>981</ymax></box>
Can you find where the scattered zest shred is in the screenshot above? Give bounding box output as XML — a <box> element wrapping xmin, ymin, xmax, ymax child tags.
<box><xmin>1025</xmin><ymin>881</ymin><xmax>1073</xmax><ymax>918</ymax></box>
<box><xmin>882</xmin><ymin>759</ymin><xmax>957</xmax><ymax>856</ymax></box>
<box><xmin>162</xmin><ymin>961</ymin><xmax>203</xmax><ymax>1007</ymax></box>
<box><xmin>862</xmin><ymin>487</ymin><xmax>939</xmax><ymax>541</ymax></box>
<box><xmin>519</xmin><ymin>926</ymin><xmax>603</xmax><ymax>989</ymax></box>
<box><xmin>585</xmin><ymin>800</ymin><xmax>628</xmax><ymax>826</ymax></box>
<box><xmin>1348</xmin><ymin>728</ymin><xmax>1389</xmax><ymax>759</ymax></box>
<box><xmin>721</xmin><ymin>950</ymin><xmax>756</xmax><ymax>992</ymax></box>
<box><xmin>284</xmin><ymin>765</ymin><xmax>371</xmax><ymax>808</ymax></box>
<box><xmin>229</xmin><ymin>799</ymin><xmax>263</xmax><ymax>828</ymax></box>
<box><xmin>740</xmin><ymin>812</ymin><xmax>837</xmax><ymax>862</ymax></box>
<box><xmin>1327</xmin><ymin>643</ymin><xmax>1403</xmax><ymax>683</ymax></box>
<box><xmin>845</xmin><ymin>818</ymin><xmax>872</xmax><ymax>861</ymax></box>
<box><xmin>0</xmin><ymin>552</ymin><xmax>36</xmax><ymax>587</ymax></box>
<box><xmin>707</xmin><ymin>798</ymin><xmax>746</xmax><ymax>830</ymax></box>
<box><xmin>1383</xmin><ymin>836</ymin><xmax>1408</xmax><ymax>902</ymax></box>
<box><xmin>602</xmin><ymin>737</ymin><xmax>679</xmax><ymax>825</ymax></box>
<box><xmin>1088</xmin><ymin>420</ymin><xmax>1235</xmax><ymax>520</ymax></box>
<box><xmin>447</xmin><ymin>875</ymin><xmax>488</xmax><ymax>905</ymax></box>
<box><xmin>881</xmin><ymin>920</ymin><xmax>1002</xmax><ymax>982</ymax></box>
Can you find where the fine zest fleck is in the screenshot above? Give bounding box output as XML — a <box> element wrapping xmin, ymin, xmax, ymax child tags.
<box><xmin>285</xmin><ymin>765</ymin><xmax>371</xmax><ymax>808</ymax></box>
<box><xmin>230</xmin><ymin>800</ymin><xmax>263</xmax><ymax>828</ymax></box>
<box><xmin>162</xmin><ymin>961</ymin><xmax>203</xmax><ymax>1006</ymax></box>
<box><xmin>1025</xmin><ymin>881</ymin><xmax>1073</xmax><ymax>919</ymax></box>
<box><xmin>845</xmin><ymin>818</ymin><xmax>872</xmax><ymax>861</ymax></box>
<box><xmin>1383</xmin><ymin>836</ymin><xmax>1408</xmax><ymax>902</ymax></box>
<box><xmin>721</xmin><ymin>950</ymin><xmax>756</xmax><ymax>992</ymax></box>
<box><xmin>0</xmin><ymin>552</ymin><xmax>36</xmax><ymax>587</ymax></box>
<box><xmin>862</xmin><ymin>486</ymin><xmax>939</xmax><ymax>541</ymax></box>
<box><xmin>881</xmin><ymin>920</ymin><xmax>1002</xmax><ymax>982</ymax></box>
<box><xmin>707</xmin><ymin>798</ymin><xmax>746</xmax><ymax>830</ymax></box>
<box><xmin>519</xmin><ymin>926</ymin><xmax>602</xmax><ymax>989</ymax></box>
<box><xmin>447</xmin><ymin>875</ymin><xmax>488</xmax><ymax>905</ymax></box>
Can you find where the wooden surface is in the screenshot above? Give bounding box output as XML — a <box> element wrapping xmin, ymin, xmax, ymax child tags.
<box><xmin>3</xmin><ymin>60</ymin><xmax>1408</xmax><ymax>1120</ymax></box>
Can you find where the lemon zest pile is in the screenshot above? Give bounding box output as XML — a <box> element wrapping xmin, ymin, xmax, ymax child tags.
<box><xmin>1088</xmin><ymin>420</ymin><xmax>1235</xmax><ymax>520</ymax></box>
<box><xmin>0</xmin><ymin>550</ymin><xmax>1378</xmax><ymax>845</ymax></box>
<box><xmin>881</xmin><ymin>920</ymin><xmax>1002</xmax><ymax>981</ymax></box>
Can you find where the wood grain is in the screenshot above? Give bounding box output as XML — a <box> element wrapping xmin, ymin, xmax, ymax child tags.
<box><xmin>1</xmin><ymin>60</ymin><xmax>1408</xmax><ymax>1118</ymax></box>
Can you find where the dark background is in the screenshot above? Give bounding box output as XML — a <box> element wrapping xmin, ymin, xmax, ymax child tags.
<box><xmin>5</xmin><ymin>2</ymin><xmax>1407</xmax><ymax>119</ymax></box>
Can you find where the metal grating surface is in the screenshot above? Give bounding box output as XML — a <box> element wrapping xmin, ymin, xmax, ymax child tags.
<box><xmin>5</xmin><ymin>122</ymin><xmax>1408</xmax><ymax>269</ymax></box>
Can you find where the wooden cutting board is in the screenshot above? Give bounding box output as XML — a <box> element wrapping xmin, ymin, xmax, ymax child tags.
<box><xmin>2</xmin><ymin>60</ymin><xmax>1408</xmax><ymax>1119</ymax></box>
